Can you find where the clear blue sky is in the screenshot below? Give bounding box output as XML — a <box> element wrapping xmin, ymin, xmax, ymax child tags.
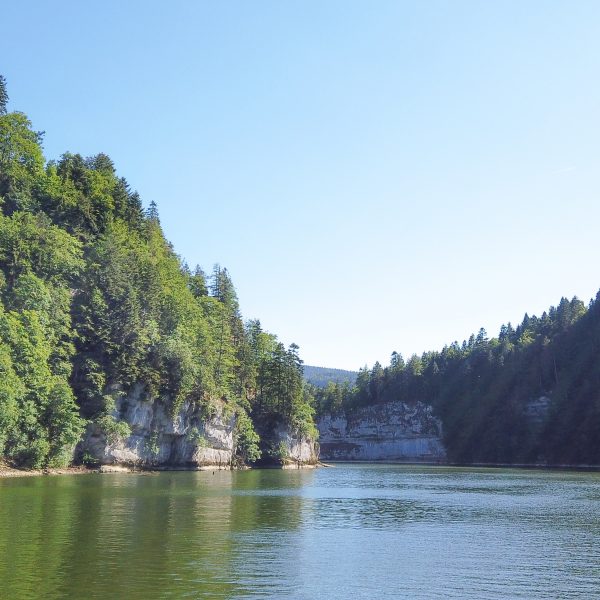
<box><xmin>2</xmin><ymin>1</ymin><xmax>600</xmax><ymax>370</ymax></box>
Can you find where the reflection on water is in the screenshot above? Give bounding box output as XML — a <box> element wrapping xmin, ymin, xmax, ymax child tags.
<box><xmin>1</xmin><ymin>465</ymin><xmax>600</xmax><ymax>598</ymax></box>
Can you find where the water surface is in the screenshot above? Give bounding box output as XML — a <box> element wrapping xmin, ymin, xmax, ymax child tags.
<box><xmin>1</xmin><ymin>464</ymin><xmax>599</xmax><ymax>598</ymax></box>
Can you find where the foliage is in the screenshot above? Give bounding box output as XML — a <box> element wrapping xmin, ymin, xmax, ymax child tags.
<box><xmin>0</xmin><ymin>306</ymin><xmax>83</xmax><ymax>468</ymax></box>
<box><xmin>233</xmin><ymin>408</ymin><xmax>261</xmax><ymax>464</ymax></box>
<box><xmin>315</xmin><ymin>295</ymin><xmax>600</xmax><ymax>465</ymax></box>
<box><xmin>186</xmin><ymin>427</ymin><xmax>207</xmax><ymax>447</ymax></box>
<box><xmin>303</xmin><ymin>365</ymin><xmax>357</xmax><ymax>388</ymax></box>
<box><xmin>96</xmin><ymin>414</ymin><xmax>132</xmax><ymax>444</ymax></box>
<box><xmin>0</xmin><ymin>75</ymin><xmax>317</xmax><ymax>468</ymax></box>
<box><xmin>145</xmin><ymin>431</ymin><xmax>160</xmax><ymax>457</ymax></box>
<box><xmin>267</xmin><ymin>440</ymin><xmax>289</xmax><ymax>462</ymax></box>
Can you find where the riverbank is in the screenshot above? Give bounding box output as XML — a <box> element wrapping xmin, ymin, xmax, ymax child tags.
<box><xmin>0</xmin><ymin>461</ymin><xmax>320</xmax><ymax>478</ymax></box>
<box><xmin>325</xmin><ymin>459</ymin><xmax>600</xmax><ymax>472</ymax></box>
<box><xmin>0</xmin><ymin>463</ymin><xmax>96</xmax><ymax>478</ymax></box>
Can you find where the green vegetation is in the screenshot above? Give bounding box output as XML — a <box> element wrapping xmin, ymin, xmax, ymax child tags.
<box><xmin>303</xmin><ymin>365</ymin><xmax>357</xmax><ymax>388</ymax></box>
<box><xmin>3</xmin><ymin>72</ymin><xmax>600</xmax><ymax>469</ymax></box>
<box><xmin>315</xmin><ymin>295</ymin><xmax>600</xmax><ymax>465</ymax></box>
<box><xmin>0</xmin><ymin>76</ymin><xmax>315</xmax><ymax>468</ymax></box>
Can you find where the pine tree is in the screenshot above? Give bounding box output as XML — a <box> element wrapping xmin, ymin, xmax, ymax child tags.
<box><xmin>189</xmin><ymin>265</ymin><xmax>208</xmax><ymax>298</ymax></box>
<box><xmin>0</xmin><ymin>75</ymin><xmax>8</xmax><ymax>114</ymax></box>
<box><xmin>146</xmin><ymin>200</ymin><xmax>159</xmax><ymax>222</ymax></box>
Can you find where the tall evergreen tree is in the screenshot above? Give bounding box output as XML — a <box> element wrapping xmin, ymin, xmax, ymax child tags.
<box><xmin>146</xmin><ymin>200</ymin><xmax>159</xmax><ymax>222</ymax></box>
<box><xmin>0</xmin><ymin>75</ymin><xmax>8</xmax><ymax>114</ymax></box>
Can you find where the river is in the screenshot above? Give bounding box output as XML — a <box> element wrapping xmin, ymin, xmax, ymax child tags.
<box><xmin>1</xmin><ymin>464</ymin><xmax>599</xmax><ymax>598</ymax></box>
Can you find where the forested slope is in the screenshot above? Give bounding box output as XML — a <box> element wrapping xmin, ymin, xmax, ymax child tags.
<box><xmin>303</xmin><ymin>365</ymin><xmax>357</xmax><ymax>388</ymax></box>
<box><xmin>316</xmin><ymin>294</ymin><xmax>600</xmax><ymax>466</ymax></box>
<box><xmin>0</xmin><ymin>76</ymin><xmax>316</xmax><ymax>468</ymax></box>
<box><xmin>3</xmin><ymin>73</ymin><xmax>599</xmax><ymax>470</ymax></box>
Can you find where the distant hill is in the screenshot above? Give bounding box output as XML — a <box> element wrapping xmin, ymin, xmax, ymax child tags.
<box><xmin>303</xmin><ymin>365</ymin><xmax>358</xmax><ymax>388</ymax></box>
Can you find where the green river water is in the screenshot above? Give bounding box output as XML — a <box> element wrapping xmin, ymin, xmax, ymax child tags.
<box><xmin>1</xmin><ymin>464</ymin><xmax>599</xmax><ymax>599</ymax></box>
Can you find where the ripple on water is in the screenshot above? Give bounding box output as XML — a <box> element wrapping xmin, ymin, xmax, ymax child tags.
<box><xmin>1</xmin><ymin>466</ymin><xmax>600</xmax><ymax>599</ymax></box>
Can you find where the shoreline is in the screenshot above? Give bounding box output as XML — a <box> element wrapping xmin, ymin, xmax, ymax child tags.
<box><xmin>0</xmin><ymin>464</ymin><xmax>96</xmax><ymax>478</ymax></box>
<box><xmin>322</xmin><ymin>459</ymin><xmax>600</xmax><ymax>472</ymax></box>
<box><xmin>4</xmin><ymin>460</ymin><xmax>599</xmax><ymax>479</ymax></box>
<box><xmin>0</xmin><ymin>462</ymin><xmax>320</xmax><ymax>479</ymax></box>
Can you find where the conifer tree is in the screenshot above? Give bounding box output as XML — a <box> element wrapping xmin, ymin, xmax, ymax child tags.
<box><xmin>146</xmin><ymin>200</ymin><xmax>159</xmax><ymax>222</ymax></box>
<box><xmin>0</xmin><ymin>75</ymin><xmax>8</xmax><ymax>114</ymax></box>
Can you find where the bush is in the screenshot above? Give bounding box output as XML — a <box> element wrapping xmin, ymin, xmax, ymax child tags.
<box><xmin>234</xmin><ymin>409</ymin><xmax>261</xmax><ymax>464</ymax></box>
<box><xmin>96</xmin><ymin>414</ymin><xmax>131</xmax><ymax>444</ymax></box>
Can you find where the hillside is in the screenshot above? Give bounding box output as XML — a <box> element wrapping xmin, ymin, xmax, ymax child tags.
<box><xmin>315</xmin><ymin>294</ymin><xmax>600</xmax><ymax>466</ymax></box>
<box><xmin>2</xmin><ymin>71</ymin><xmax>599</xmax><ymax>469</ymax></box>
<box><xmin>303</xmin><ymin>365</ymin><xmax>358</xmax><ymax>387</ymax></box>
<box><xmin>0</xmin><ymin>76</ymin><xmax>317</xmax><ymax>469</ymax></box>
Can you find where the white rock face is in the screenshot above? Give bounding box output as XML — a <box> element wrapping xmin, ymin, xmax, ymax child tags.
<box><xmin>274</xmin><ymin>425</ymin><xmax>319</xmax><ymax>466</ymax></box>
<box><xmin>80</xmin><ymin>384</ymin><xmax>319</xmax><ymax>469</ymax></box>
<box><xmin>81</xmin><ymin>385</ymin><xmax>236</xmax><ymax>469</ymax></box>
<box><xmin>317</xmin><ymin>401</ymin><xmax>446</xmax><ymax>462</ymax></box>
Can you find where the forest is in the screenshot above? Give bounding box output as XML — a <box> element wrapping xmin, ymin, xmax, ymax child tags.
<box><xmin>314</xmin><ymin>293</ymin><xmax>600</xmax><ymax>465</ymax></box>
<box><xmin>2</xmin><ymin>72</ymin><xmax>600</xmax><ymax>470</ymax></box>
<box><xmin>0</xmin><ymin>76</ymin><xmax>316</xmax><ymax>468</ymax></box>
<box><xmin>303</xmin><ymin>365</ymin><xmax>357</xmax><ymax>388</ymax></box>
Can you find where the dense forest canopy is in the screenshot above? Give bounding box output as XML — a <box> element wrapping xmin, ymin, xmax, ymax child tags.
<box><xmin>0</xmin><ymin>76</ymin><xmax>316</xmax><ymax>468</ymax></box>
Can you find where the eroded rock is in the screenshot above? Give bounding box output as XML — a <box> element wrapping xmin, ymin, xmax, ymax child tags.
<box><xmin>317</xmin><ymin>401</ymin><xmax>446</xmax><ymax>462</ymax></box>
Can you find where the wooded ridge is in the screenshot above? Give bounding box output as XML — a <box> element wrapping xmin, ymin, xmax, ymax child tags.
<box><xmin>0</xmin><ymin>76</ymin><xmax>316</xmax><ymax>469</ymax></box>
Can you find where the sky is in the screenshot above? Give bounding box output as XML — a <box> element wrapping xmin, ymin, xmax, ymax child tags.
<box><xmin>2</xmin><ymin>1</ymin><xmax>600</xmax><ymax>370</ymax></box>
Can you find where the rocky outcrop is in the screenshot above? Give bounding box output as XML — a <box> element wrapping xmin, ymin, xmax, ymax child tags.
<box><xmin>317</xmin><ymin>401</ymin><xmax>446</xmax><ymax>462</ymax></box>
<box><xmin>79</xmin><ymin>385</ymin><xmax>236</xmax><ymax>469</ymax></box>
<box><xmin>274</xmin><ymin>425</ymin><xmax>319</xmax><ymax>467</ymax></box>
<box><xmin>79</xmin><ymin>384</ymin><xmax>319</xmax><ymax>469</ymax></box>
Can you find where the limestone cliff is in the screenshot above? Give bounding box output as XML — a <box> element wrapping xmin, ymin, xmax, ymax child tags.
<box><xmin>271</xmin><ymin>425</ymin><xmax>319</xmax><ymax>467</ymax></box>
<box><xmin>79</xmin><ymin>384</ymin><xmax>318</xmax><ymax>469</ymax></box>
<box><xmin>317</xmin><ymin>401</ymin><xmax>446</xmax><ymax>462</ymax></box>
<box><xmin>79</xmin><ymin>385</ymin><xmax>235</xmax><ymax>468</ymax></box>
